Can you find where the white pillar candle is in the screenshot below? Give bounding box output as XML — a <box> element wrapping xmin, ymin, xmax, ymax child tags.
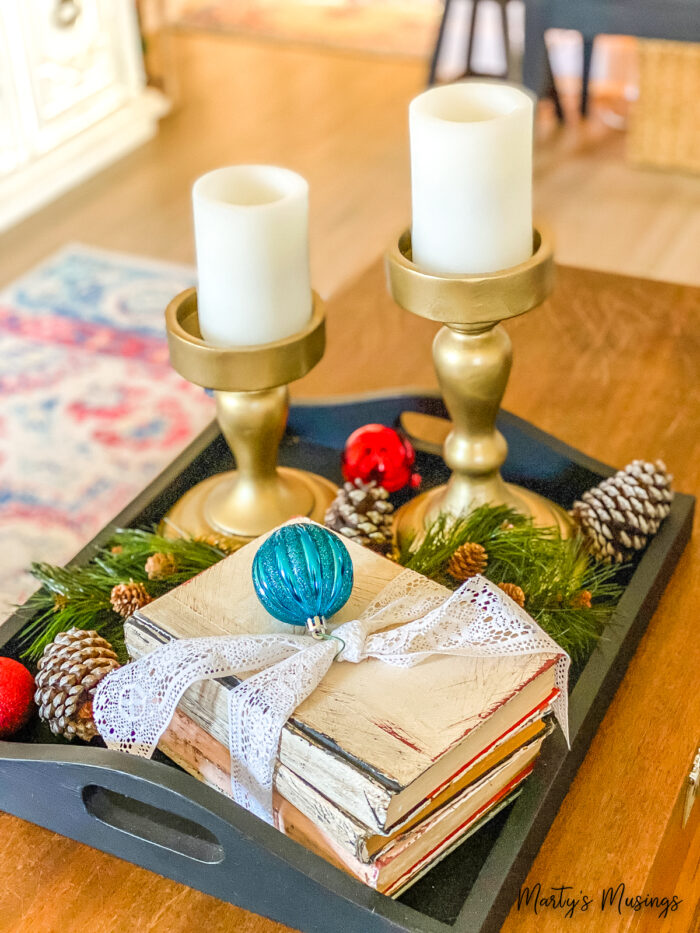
<box><xmin>192</xmin><ymin>165</ymin><xmax>312</xmax><ymax>347</ymax></box>
<box><xmin>410</xmin><ymin>81</ymin><xmax>534</xmax><ymax>275</ymax></box>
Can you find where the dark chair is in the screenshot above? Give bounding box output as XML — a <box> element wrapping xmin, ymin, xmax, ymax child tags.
<box><xmin>522</xmin><ymin>0</ymin><xmax>700</xmax><ymax>116</ymax></box>
<box><xmin>429</xmin><ymin>0</ymin><xmax>564</xmax><ymax>120</ymax></box>
<box><xmin>429</xmin><ymin>0</ymin><xmax>512</xmax><ymax>84</ymax></box>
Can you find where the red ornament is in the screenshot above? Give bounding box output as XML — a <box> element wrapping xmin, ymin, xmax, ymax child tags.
<box><xmin>0</xmin><ymin>657</ymin><xmax>35</xmax><ymax>738</ymax></box>
<box><xmin>342</xmin><ymin>424</ymin><xmax>421</xmax><ymax>493</ymax></box>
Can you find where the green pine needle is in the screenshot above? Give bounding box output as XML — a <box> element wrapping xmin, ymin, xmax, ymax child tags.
<box><xmin>17</xmin><ymin>508</ymin><xmax>624</xmax><ymax>671</ymax></box>
<box><xmin>399</xmin><ymin>506</ymin><xmax>624</xmax><ymax>664</ymax></box>
<box><xmin>18</xmin><ymin>529</ymin><xmax>231</xmax><ymax>663</ymax></box>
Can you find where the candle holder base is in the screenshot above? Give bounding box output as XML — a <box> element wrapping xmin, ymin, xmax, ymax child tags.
<box><xmin>160</xmin><ymin>468</ymin><xmax>338</xmax><ymax>545</ymax></box>
<box><xmin>394</xmin><ymin>482</ymin><xmax>573</xmax><ymax>548</ymax></box>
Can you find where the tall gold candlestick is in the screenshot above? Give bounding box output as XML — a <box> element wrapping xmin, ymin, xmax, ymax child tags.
<box><xmin>385</xmin><ymin>227</ymin><xmax>572</xmax><ymax>543</ymax></box>
<box><xmin>161</xmin><ymin>288</ymin><xmax>337</xmax><ymax>543</ymax></box>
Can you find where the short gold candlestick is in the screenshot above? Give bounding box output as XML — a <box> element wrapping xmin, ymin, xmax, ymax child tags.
<box><xmin>162</xmin><ymin>288</ymin><xmax>337</xmax><ymax>542</ymax></box>
<box><xmin>386</xmin><ymin>227</ymin><xmax>572</xmax><ymax>543</ymax></box>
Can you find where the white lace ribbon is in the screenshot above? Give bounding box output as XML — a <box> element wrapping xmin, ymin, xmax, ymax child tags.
<box><xmin>93</xmin><ymin>571</ymin><xmax>569</xmax><ymax>824</ymax></box>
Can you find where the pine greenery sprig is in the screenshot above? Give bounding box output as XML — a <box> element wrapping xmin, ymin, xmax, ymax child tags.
<box><xmin>398</xmin><ymin>506</ymin><xmax>624</xmax><ymax>664</ymax></box>
<box><xmin>19</xmin><ymin>530</ymin><xmax>232</xmax><ymax>663</ymax></box>
<box><xmin>18</xmin><ymin>508</ymin><xmax>624</xmax><ymax>670</ymax></box>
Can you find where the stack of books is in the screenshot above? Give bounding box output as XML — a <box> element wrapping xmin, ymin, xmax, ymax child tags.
<box><xmin>125</xmin><ymin>530</ymin><xmax>559</xmax><ymax>896</ymax></box>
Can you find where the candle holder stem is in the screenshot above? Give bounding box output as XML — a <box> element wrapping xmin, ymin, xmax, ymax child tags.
<box><xmin>205</xmin><ymin>387</ymin><xmax>314</xmax><ymax>537</ymax></box>
<box><xmin>161</xmin><ymin>289</ymin><xmax>337</xmax><ymax>543</ymax></box>
<box><xmin>432</xmin><ymin>322</ymin><xmax>512</xmax><ymax>523</ymax></box>
<box><xmin>216</xmin><ymin>387</ymin><xmax>289</xmax><ymax>484</ymax></box>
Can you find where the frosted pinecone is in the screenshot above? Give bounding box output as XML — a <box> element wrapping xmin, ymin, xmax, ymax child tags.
<box><xmin>35</xmin><ymin>629</ymin><xmax>119</xmax><ymax>741</ymax></box>
<box><xmin>324</xmin><ymin>479</ymin><xmax>395</xmax><ymax>555</ymax></box>
<box><xmin>572</xmin><ymin>459</ymin><xmax>673</xmax><ymax>563</ymax></box>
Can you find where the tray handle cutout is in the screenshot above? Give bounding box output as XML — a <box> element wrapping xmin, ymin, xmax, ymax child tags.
<box><xmin>82</xmin><ymin>784</ymin><xmax>224</xmax><ymax>863</ymax></box>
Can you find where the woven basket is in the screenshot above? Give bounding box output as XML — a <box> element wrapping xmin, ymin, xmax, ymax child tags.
<box><xmin>627</xmin><ymin>39</ymin><xmax>700</xmax><ymax>174</ymax></box>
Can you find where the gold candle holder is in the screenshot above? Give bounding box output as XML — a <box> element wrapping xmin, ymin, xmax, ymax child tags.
<box><xmin>385</xmin><ymin>226</ymin><xmax>573</xmax><ymax>543</ymax></box>
<box><xmin>162</xmin><ymin>288</ymin><xmax>337</xmax><ymax>543</ymax></box>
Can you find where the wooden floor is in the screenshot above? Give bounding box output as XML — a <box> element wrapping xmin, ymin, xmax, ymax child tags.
<box><xmin>1</xmin><ymin>30</ymin><xmax>698</xmax><ymax>294</ymax></box>
<box><xmin>0</xmin><ymin>29</ymin><xmax>699</xmax><ymax>933</ymax></box>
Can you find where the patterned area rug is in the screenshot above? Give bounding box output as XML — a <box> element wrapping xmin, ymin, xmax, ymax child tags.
<box><xmin>0</xmin><ymin>246</ymin><xmax>214</xmax><ymax>618</ymax></box>
<box><xmin>174</xmin><ymin>0</ymin><xmax>442</xmax><ymax>58</ymax></box>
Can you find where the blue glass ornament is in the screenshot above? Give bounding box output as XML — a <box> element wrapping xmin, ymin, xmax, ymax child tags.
<box><xmin>252</xmin><ymin>523</ymin><xmax>354</xmax><ymax>637</ymax></box>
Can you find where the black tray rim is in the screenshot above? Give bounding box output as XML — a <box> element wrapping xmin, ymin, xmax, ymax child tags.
<box><xmin>0</xmin><ymin>391</ymin><xmax>694</xmax><ymax>933</ymax></box>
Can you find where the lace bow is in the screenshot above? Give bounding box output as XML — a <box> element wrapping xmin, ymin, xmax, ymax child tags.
<box><xmin>93</xmin><ymin>570</ymin><xmax>569</xmax><ymax>824</ymax></box>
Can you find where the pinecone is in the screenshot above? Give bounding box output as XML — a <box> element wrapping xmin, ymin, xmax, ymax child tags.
<box><xmin>196</xmin><ymin>533</ymin><xmax>239</xmax><ymax>554</ymax></box>
<box><xmin>497</xmin><ymin>582</ymin><xmax>526</xmax><ymax>608</ymax></box>
<box><xmin>324</xmin><ymin>479</ymin><xmax>394</xmax><ymax>555</ymax></box>
<box><xmin>145</xmin><ymin>552</ymin><xmax>177</xmax><ymax>580</ymax></box>
<box><xmin>571</xmin><ymin>459</ymin><xmax>673</xmax><ymax>564</ymax></box>
<box><xmin>571</xmin><ymin>589</ymin><xmax>592</xmax><ymax>609</ymax></box>
<box><xmin>35</xmin><ymin>629</ymin><xmax>120</xmax><ymax>741</ymax></box>
<box><xmin>53</xmin><ymin>593</ymin><xmax>69</xmax><ymax>612</ymax></box>
<box><xmin>447</xmin><ymin>542</ymin><xmax>488</xmax><ymax>581</ymax></box>
<box><xmin>110</xmin><ymin>581</ymin><xmax>152</xmax><ymax>618</ymax></box>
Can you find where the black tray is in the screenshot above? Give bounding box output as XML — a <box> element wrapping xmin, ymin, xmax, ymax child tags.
<box><xmin>0</xmin><ymin>393</ymin><xmax>693</xmax><ymax>933</ymax></box>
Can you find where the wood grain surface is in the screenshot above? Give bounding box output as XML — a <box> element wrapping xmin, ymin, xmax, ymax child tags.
<box><xmin>0</xmin><ymin>260</ymin><xmax>697</xmax><ymax>932</ymax></box>
<box><xmin>1</xmin><ymin>28</ymin><xmax>699</xmax><ymax>933</ymax></box>
<box><xmin>2</xmin><ymin>31</ymin><xmax>699</xmax><ymax>301</ymax></box>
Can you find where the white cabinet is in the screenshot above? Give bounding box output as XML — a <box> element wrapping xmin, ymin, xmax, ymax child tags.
<box><xmin>0</xmin><ymin>0</ymin><xmax>168</xmax><ymax>231</ymax></box>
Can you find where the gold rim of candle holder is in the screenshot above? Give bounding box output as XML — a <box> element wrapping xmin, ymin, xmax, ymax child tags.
<box><xmin>386</xmin><ymin>226</ymin><xmax>554</xmax><ymax>329</ymax></box>
<box><xmin>385</xmin><ymin>226</ymin><xmax>572</xmax><ymax>542</ymax></box>
<box><xmin>161</xmin><ymin>289</ymin><xmax>337</xmax><ymax>543</ymax></box>
<box><xmin>165</xmin><ymin>287</ymin><xmax>326</xmax><ymax>391</ymax></box>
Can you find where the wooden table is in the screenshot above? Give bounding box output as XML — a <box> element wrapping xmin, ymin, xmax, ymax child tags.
<box><xmin>0</xmin><ymin>262</ymin><xmax>698</xmax><ymax>932</ymax></box>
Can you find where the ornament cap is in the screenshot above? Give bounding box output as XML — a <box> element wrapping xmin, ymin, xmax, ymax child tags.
<box><xmin>305</xmin><ymin>615</ymin><xmax>327</xmax><ymax>638</ymax></box>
